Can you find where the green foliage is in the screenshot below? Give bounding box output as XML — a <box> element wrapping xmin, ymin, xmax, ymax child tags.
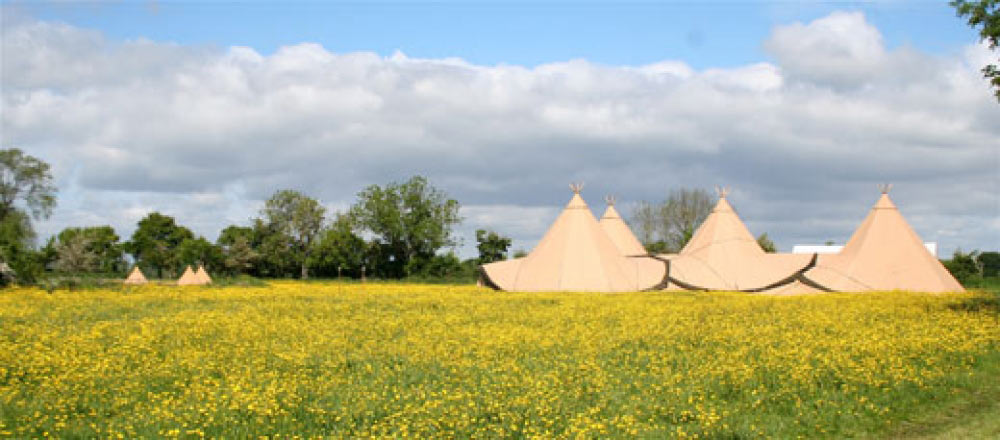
<box><xmin>944</xmin><ymin>249</ymin><xmax>982</xmax><ymax>284</ymax></box>
<box><xmin>943</xmin><ymin>249</ymin><xmax>1000</xmax><ymax>290</ymax></box>
<box><xmin>217</xmin><ymin>226</ymin><xmax>260</xmax><ymax>276</ymax></box>
<box><xmin>642</xmin><ymin>240</ymin><xmax>670</xmax><ymax>254</ymax></box>
<box><xmin>177</xmin><ymin>237</ymin><xmax>224</xmax><ymax>273</ymax></box>
<box><xmin>349</xmin><ymin>176</ymin><xmax>461</xmax><ymax>278</ymax></box>
<box><xmin>308</xmin><ymin>214</ymin><xmax>366</xmax><ymax>278</ymax></box>
<box><xmin>0</xmin><ymin>148</ymin><xmax>57</xmax><ymax>221</ymax></box>
<box><xmin>951</xmin><ymin>0</ymin><xmax>1000</xmax><ymax>100</ymax></box>
<box><xmin>0</xmin><ymin>210</ymin><xmax>43</xmax><ymax>285</ymax></box>
<box><xmin>978</xmin><ymin>251</ymin><xmax>1000</xmax><ymax>277</ymax></box>
<box><xmin>253</xmin><ymin>218</ymin><xmax>299</xmax><ymax>278</ymax></box>
<box><xmin>0</xmin><ymin>148</ymin><xmax>56</xmax><ymax>285</ymax></box>
<box><xmin>127</xmin><ymin>212</ymin><xmax>194</xmax><ymax>278</ymax></box>
<box><xmin>512</xmin><ymin>249</ymin><xmax>528</xmax><ymax>259</ymax></box>
<box><xmin>46</xmin><ymin>226</ymin><xmax>125</xmax><ymax>274</ymax></box>
<box><xmin>475</xmin><ymin>229</ymin><xmax>511</xmax><ymax>264</ymax></box>
<box><xmin>756</xmin><ymin>232</ymin><xmax>777</xmax><ymax>253</ymax></box>
<box><xmin>259</xmin><ymin>190</ymin><xmax>326</xmax><ymax>279</ymax></box>
<box><xmin>404</xmin><ymin>253</ymin><xmax>477</xmax><ymax>282</ymax></box>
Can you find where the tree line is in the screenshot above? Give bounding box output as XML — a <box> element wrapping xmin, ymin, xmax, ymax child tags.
<box><xmin>0</xmin><ymin>149</ymin><xmax>513</xmax><ymax>284</ymax></box>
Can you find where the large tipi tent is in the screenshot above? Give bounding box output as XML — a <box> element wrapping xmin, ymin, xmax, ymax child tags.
<box><xmin>480</xmin><ymin>185</ymin><xmax>666</xmax><ymax>292</ymax></box>
<box><xmin>661</xmin><ymin>189</ymin><xmax>814</xmax><ymax>291</ymax></box>
<box><xmin>803</xmin><ymin>188</ymin><xmax>964</xmax><ymax>292</ymax></box>
<box><xmin>124</xmin><ymin>266</ymin><xmax>148</xmax><ymax>285</ymax></box>
<box><xmin>194</xmin><ymin>265</ymin><xmax>213</xmax><ymax>285</ymax></box>
<box><xmin>177</xmin><ymin>265</ymin><xmax>201</xmax><ymax>286</ymax></box>
<box><xmin>598</xmin><ymin>196</ymin><xmax>648</xmax><ymax>257</ymax></box>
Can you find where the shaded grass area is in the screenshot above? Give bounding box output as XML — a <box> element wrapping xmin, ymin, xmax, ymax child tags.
<box><xmin>883</xmin><ymin>354</ymin><xmax>1000</xmax><ymax>439</ymax></box>
<box><xmin>1</xmin><ymin>283</ymin><xmax>999</xmax><ymax>438</ymax></box>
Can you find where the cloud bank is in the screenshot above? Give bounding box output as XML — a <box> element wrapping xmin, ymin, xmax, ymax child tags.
<box><xmin>2</xmin><ymin>11</ymin><xmax>998</xmax><ymax>256</ymax></box>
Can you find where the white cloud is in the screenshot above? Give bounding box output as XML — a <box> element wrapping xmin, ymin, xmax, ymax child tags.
<box><xmin>2</xmin><ymin>11</ymin><xmax>998</xmax><ymax>257</ymax></box>
<box><xmin>764</xmin><ymin>11</ymin><xmax>888</xmax><ymax>88</ymax></box>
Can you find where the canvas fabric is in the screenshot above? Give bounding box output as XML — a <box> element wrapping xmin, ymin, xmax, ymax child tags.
<box><xmin>804</xmin><ymin>193</ymin><xmax>963</xmax><ymax>292</ymax></box>
<box><xmin>194</xmin><ymin>266</ymin><xmax>212</xmax><ymax>284</ymax></box>
<box><xmin>480</xmin><ymin>192</ymin><xmax>666</xmax><ymax>292</ymax></box>
<box><xmin>659</xmin><ymin>196</ymin><xmax>814</xmax><ymax>291</ymax></box>
<box><xmin>124</xmin><ymin>267</ymin><xmax>148</xmax><ymax>285</ymax></box>
<box><xmin>177</xmin><ymin>266</ymin><xmax>201</xmax><ymax>286</ymax></box>
<box><xmin>599</xmin><ymin>205</ymin><xmax>648</xmax><ymax>256</ymax></box>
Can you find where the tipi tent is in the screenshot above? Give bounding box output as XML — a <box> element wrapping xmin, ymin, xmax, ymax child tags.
<box><xmin>480</xmin><ymin>185</ymin><xmax>666</xmax><ymax>292</ymax></box>
<box><xmin>177</xmin><ymin>265</ymin><xmax>201</xmax><ymax>286</ymax></box>
<box><xmin>661</xmin><ymin>188</ymin><xmax>814</xmax><ymax>291</ymax></box>
<box><xmin>803</xmin><ymin>188</ymin><xmax>963</xmax><ymax>292</ymax></box>
<box><xmin>124</xmin><ymin>266</ymin><xmax>148</xmax><ymax>285</ymax></box>
<box><xmin>599</xmin><ymin>196</ymin><xmax>648</xmax><ymax>257</ymax></box>
<box><xmin>194</xmin><ymin>265</ymin><xmax>212</xmax><ymax>285</ymax></box>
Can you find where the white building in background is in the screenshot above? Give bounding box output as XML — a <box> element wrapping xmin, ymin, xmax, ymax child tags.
<box><xmin>792</xmin><ymin>242</ymin><xmax>938</xmax><ymax>257</ymax></box>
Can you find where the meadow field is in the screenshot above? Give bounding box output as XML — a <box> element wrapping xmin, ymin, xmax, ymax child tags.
<box><xmin>1</xmin><ymin>282</ymin><xmax>999</xmax><ymax>439</ymax></box>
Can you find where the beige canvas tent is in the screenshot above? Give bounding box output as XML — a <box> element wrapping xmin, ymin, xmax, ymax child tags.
<box><xmin>177</xmin><ymin>265</ymin><xmax>201</xmax><ymax>286</ymax></box>
<box><xmin>124</xmin><ymin>266</ymin><xmax>148</xmax><ymax>285</ymax></box>
<box><xmin>194</xmin><ymin>265</ymin><xmax>212</xmax><ymax>285</ymax></box>
<box><xmin>660</xmin><ymin>189</ymin><xmax>814</xmax><ymax>291</ymax></box>
<box><xmin>803</xmin><ymin>188</ymin><xmax>963</xmax><ymax>292</ymax></box>
<box><xmin>480</xmin><ymin>185</ymin><xmax>666</xmax><ymax>292</ymax></box>
<box><xmin>599</xmin><ymin>196</ymin><xmax>648</xmax><ymax>257</ymax></box>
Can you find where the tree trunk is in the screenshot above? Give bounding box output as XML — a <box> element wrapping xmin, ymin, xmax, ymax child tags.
<box><xmin>300</xmin><ymin>261</ymin><xmax>308</xmax><ymax>279</ymax></box>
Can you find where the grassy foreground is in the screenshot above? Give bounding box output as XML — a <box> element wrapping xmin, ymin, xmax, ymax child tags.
<box><xmin>1</xmin><ymin>282</ymin><xmax>998</xmax><ymax>438</ymax></box>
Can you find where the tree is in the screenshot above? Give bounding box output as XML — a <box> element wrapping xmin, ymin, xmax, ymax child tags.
<box><xmin>128</xmin><ymin>212</ymin><xmax>194</xmax><ymax>278</ymax></box>
<box><xmin>349</xmin><ymin>176</ymin><xmax>461</xmax><ymax>278</ymax></box>
<box><xmin>177</xmin><ymin>237</ymin><xmax>224</xmax><ymax>273</ymax></box>
<box><xmin>46</xmin><ymin>226</ymin><xmax>124</xmax><ymax>273</ymax></box>
<box><xmin>952</xmin><ymin>0</ymin><xmax>1000</xmax><ymax>101</ymax></box>
<box><xmin>259</xmin><ymin>190</ymin><xmax>326</xmax><ymax>279</ymax></box>
<box><xmin>217</xmin><ymin>225</ymin><xmax>259</xmax><ymax>275</ymax></box>
<box><xmin>630</xmin><ymin>187</ymin><xmax>713</xmax><ymax>253</ymax></box>
<box><xmin>977</xmin><ymin>251</ymin><xmax>1000</xmax><ymax>277</ymax></box>
<box><xmin>0</xmin><ymin>211</ymin><xmax>43</xmax><ymax>284</ymax></box>
<box><xmin>756</xmin><ymin>233</ymin><xmax>777</xmax><ymax>253</ymax></box>
<box><xmin>308</xmin><ymin>214</ymin><xmax>366</xmax><ymax>278</ymax></box>
<box><xmin>944</xmin><ymin>249</ymin><xmax>980</xmax><ymax>284</ymax></box>
<box><xmin>0</xmin><ymin>149</ymin><xmax>56</xmax><ymax>283</ymax></box>
<box><xmin>661</xmin><ymin>188</ymin><xmax>713</xmax><ymax>252</ymax></box>
<box><xmin>52</xmin><ymin>233</ymin><xmax>97</xmax><ymax>273</ymax></box>
<box><xmin>0</xmin><ymin>148</ymin><xmax>56</xmax><ymax>222</ymax></box>
<box><xmin>629</xmin><ymin>201</ymin><xmax>660</xmax><ymax>246</ymax></box>
<box><xmin>475</xmin><ymin>229</ymin><xmax>511</xmax><ymax>264</ymax></box>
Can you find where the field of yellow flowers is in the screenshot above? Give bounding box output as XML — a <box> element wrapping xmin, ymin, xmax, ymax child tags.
<box><xmin>1</xmin><ymin>281</ymin><xmax>999</xmax><ymax>438</ymax></box>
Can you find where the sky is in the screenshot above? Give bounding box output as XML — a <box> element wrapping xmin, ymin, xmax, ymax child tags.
<box><xmin>2</xmin><ymin>0</ymin><xmax>999</xmax><ymax>258</ymax></box>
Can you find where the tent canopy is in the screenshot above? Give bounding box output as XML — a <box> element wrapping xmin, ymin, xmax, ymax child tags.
<box><xmin>480</xmin><ymin>186</ymin><xmax>665</xmax><ymax>292</ymax></box>
<box><xmin>599</xmin><ymin>197</ymin><xmax>648</xmax><ymax>257</ymax></box>
<box><xmin>661</xmin><ymin>191</ymin><xmax>813</xmax><ymax>291</ymax></box>
<box><xmin>804</xmin><ymin>191</ymin><xmax>963</xmax><ymax>292</ymax></box>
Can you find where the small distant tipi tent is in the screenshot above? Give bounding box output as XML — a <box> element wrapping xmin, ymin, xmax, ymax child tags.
<box><xmin>124</xmin><ymin>266</ymin><xmax>148</xmax><ymax>285</ymax></box>
<box><xmin>599</xmin><ymin>196</ymin><xmax>648</xmax><ymax>257</ymax></box>
<box><xmin>662</xmin><ymin>187</ymin><xmax>814</xmax><ymax>291</ymax></box>
<box><xmin>177</xmin><ymin>265</ymin><xmax>200</xmax><ymax>286</ymax></box>
<box><xmin>804</xmin><ymin>186</ymin><xmax>964</xmax><ymax>292</ymax></box>
<box><xmin>194</xmin><ymin>265</ymin><xmax>212</xmax><ymax>285</ymax></box>
<box><xmin>479</xmin><ymin>184</ymin><xmax>666</xmax><ymax>292</ymax></box>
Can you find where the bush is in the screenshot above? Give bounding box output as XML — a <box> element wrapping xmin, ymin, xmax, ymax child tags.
<box><xmin>944</xmin><ymin>250</ymin><xmax>981</xmax><ymax>285</ymax></box>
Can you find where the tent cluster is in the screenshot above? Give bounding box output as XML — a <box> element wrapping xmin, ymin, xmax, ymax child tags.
<box><xmin>122</xmin><ymin>265</ymin><xmax>213</xmax><ymax>286</ymax></box>
<box><xmin>479</xmin><ymin>184</ymin><xmax>963</xmax><ymax>294</ymax></box>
